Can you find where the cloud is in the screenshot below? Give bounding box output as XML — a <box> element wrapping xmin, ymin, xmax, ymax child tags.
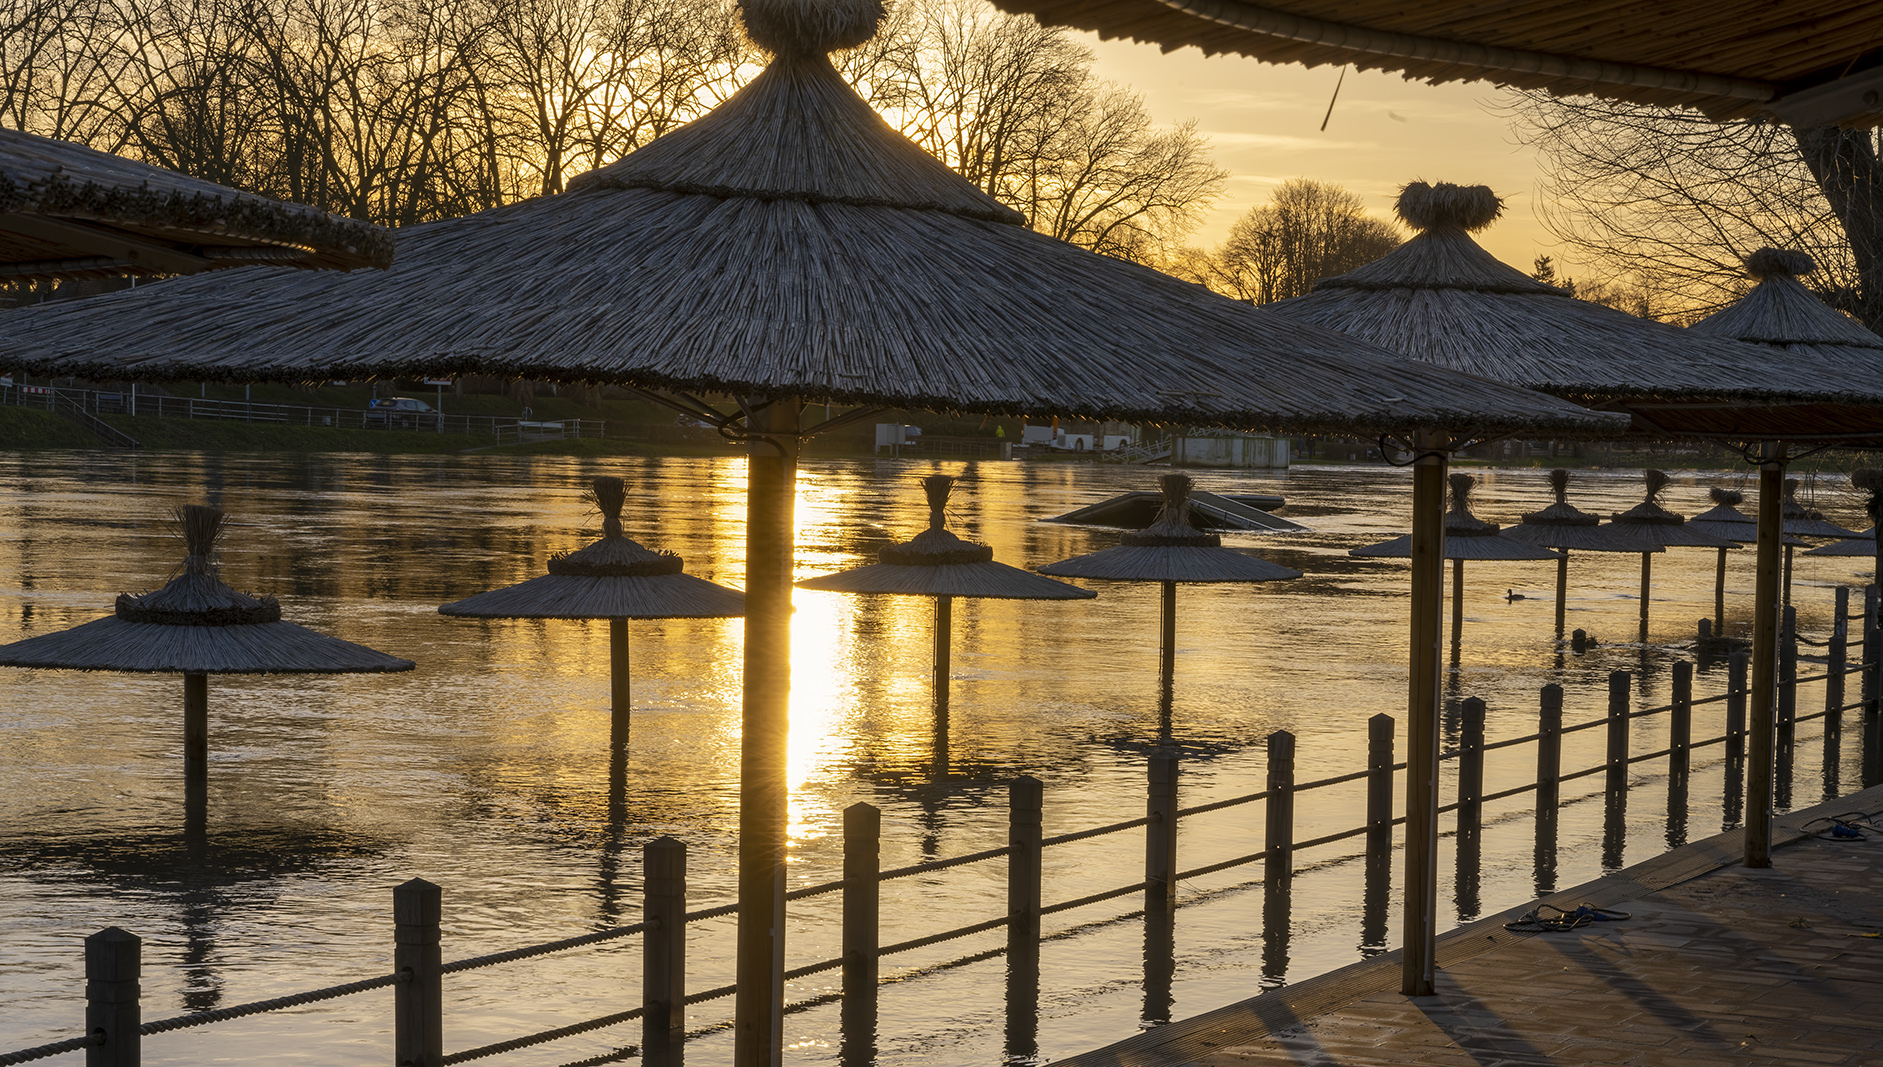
<box><xmin>1204</xmin><ymin>131</ymin><xmax>1374</xmax><ymax>151</ymax></box>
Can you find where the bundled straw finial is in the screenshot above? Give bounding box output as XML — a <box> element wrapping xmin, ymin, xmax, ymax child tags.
<box><xmin>739</xmin><ymin>0</ymin><xmax>884</xmax><ymax>57</ymax></box>
<box><xmin>921</xmin><ymin>474</ymin><xmax>953</xmax><ymax>530</ymax></box>
<box><xmin>1784</xmin><ymin>477</ymin><xmax>1800</xmax><ymax>500</ymax></box>
<box><xmin>1448</xmin><ymin>472</ymin><xmax>1475</xmax><ymax>510</ymax></box>
<box><xmin>1548</xmin><ymin>468</ymin><xmax>1569</xmax><ymax>503</ymax></box>
<box><xmin>590</xmin><ymin>476</ymin><xmax>626</xmax><ymax>540</ymax></box>
<box><xmin>1121</xmin><ymin>474</ymin><xmax>1219</xmax><ymax>547</ymax></box>
<box><xmin>1394</xmin><ymin>181</ymin><xmax>1502</xmax><ymax>233</ymax></box>
<box><xmin>1642</xmin><ymin>469</ymin><xmax>1669</xmax><ymax>503</ymax></box>
<box><xmin>1745</xmin><ymin>247</ymin><xmax>1815</xmax><ymax>280</ymax></box>
<box><xmin>178</xmin><ymin>504</ymin><xmax>225</xmax><ymax>576</ymax></box>
<box><xmin>1709</xmin><ymin>487</ymin><xmax>1744</xmax><ymax>507</ymax></box>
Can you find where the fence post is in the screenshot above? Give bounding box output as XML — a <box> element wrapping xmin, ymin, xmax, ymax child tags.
<box><xmin>1779</xmin><ymin>606</ymin><xmax>1798</xmax><ymax>730</ymax></box>
<box><xmin>1005</xmin><ymin>777</ymin><xmax>1043</xmax><ymax>1064</ymax></box>
<box><xmin>1144</xmin><ymin>751</ymin><xmax>1180</xmax><ymax>914</ymax></box>
<box><xmin>1264</xmin><ymin>731</ymin><xmax>1296</xmax><ymax>899</ymax></box>
<box><xmin>1671</xmin><ymin>660</ymin><xmax>1692</xmax><ymax>780</ymax></box>
<box><xmin>1365</xmin><ymin>714</ymin><xmax>1395</xmax><ymax>859</ymax></box>
<box><xmin>1457</xmin><ymin>699</ymin><xmax>1485</xmax><ymax>840</ymax></box>
<box><xmin>1727</xmin><ymin>652</ymin><xmax>1749</xmax><ymax>757</ymax></box>
<box><xmin>644</xmin><ymin>837</ymin><xmax>687</xmax><ymax>1067</ymax></box>
<box><xmin>85</xmin><ymin>927</ymin><xmax>139</xmax><ymax>1067</ymax></box>
<box><xmin>1536</xmin><ymin>685</ymin><xmax>1563</xmax><ymax>818</ymax></box>
<box><xmin>840</xmin><ymin>802</ymin><xmax>880</xmax><ymax>1064</ymax></box>
<box><xmin>1830</xmin><ymin>588</ymin><xmax>1850</xmax><ymax>726</ymax></box>
<box><xmin>1607</xmin><ymin>671</ymin><xmax>1631</xmax><ymax>800</ymax></box>
<box><xmin>395</xmin><ymin>878</ymin><xmax>443</xmax><ymax>1067</ymax></box>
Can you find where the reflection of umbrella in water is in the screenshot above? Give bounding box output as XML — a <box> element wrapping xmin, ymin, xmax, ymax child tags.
<box><xmin>1605</xmin><ymin>470</ymin><xmax>1739</xmax><ymax>638</ymax></box>
<box><xmin>1501</xmin><ymin>469</ymin><xmax>1665</xmax><ymax>634</ymax></box>
<box><xmin>797</xmin><ymin>474</ymin><xmax>1093</xmax><ymax>772</ymax></box>
<box><xmin>1690</xmin><ymin>487</ymin><xmax>1809</xmax><ymax>635</ymax></box>
<box><xmin>1040</xmin><ymin>474</ymin><xmax>1300</xmax><ymax>743</ymax></box>
<box><xmin>1351</xmin><ymin>472</ymin><xmax>1559</xmax><ymax>648</ymax></box>
<box><xmin>438</xmin><ymin>475</ymin><xmax>745</xmax><ymax>745</ymax></box>
<box><xmin>0</xmin><ymin>504</ymin><xmax>413</xmax><ymax>835</ymax></box>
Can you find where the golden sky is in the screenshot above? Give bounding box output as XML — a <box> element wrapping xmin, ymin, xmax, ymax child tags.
<box><xmin>1085</xmin><ymin>34</ymin><xmax>1556</xmax><ymax>272</ymax></box>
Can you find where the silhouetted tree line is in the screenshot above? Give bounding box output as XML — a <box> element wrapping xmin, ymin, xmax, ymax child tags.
<box><xmin>1</xmin><ymin>0</ymin><xmax>1222</xmax><ymax>259</ymax></box>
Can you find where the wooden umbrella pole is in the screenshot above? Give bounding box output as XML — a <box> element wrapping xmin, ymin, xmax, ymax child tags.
<box><xmin>610</xmin><ymin>618</ymin><xmax>631</xmax><ymax>745</ymax></box>
<box><xmin>735</xmin><ymin>397</ymin><xmax>798</xmax><ymax>1067</ymax></box>
<box><xmin>1783</xmin><ymin>543</ymin><xmax>1795</xmax><ymax>607</ymax></box>
<box><xmin>1639</xmin><ymin>552</ymin><xmax>1653</xmax><ymax>640</ymax></box>
<box><xmin>1451</xmin><ymin>558</ymin><xmax>1464</xmax><ymax>648</ymax></box>
<box><xmin>1402</xmin><ymin>437</ymin><xmax>1446</xmax><ymax>997</ymax></box>
<box><xmin>933</xmin><ymin>595</ymin><xmax>953</xmax><ymax>727</ymax></box>
<box><xmin>1160</xmin><ymin>581</ymin><xmax>1177</xmax><ymax>741</ymax></box>
<box><xmin>184</xmin><ymin>672</ymin><xmax>208</xmax><ymax>830</ymax></box>
<box><xmin>1746</xmin><ymin>448</ymin><xmax>1785</xmax><ymax>868</ymax></box>
<box><xmin>1555</xmin><ymin>552</ymin><xmax>1568</xmax><ymax>636</ymax></box>
<box><xmin>1715</xmin><ymin>546</ymin><xmax>1729</xmax><ymax>635</ymax></box>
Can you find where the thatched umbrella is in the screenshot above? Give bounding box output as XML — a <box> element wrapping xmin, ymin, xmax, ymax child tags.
<box><xmin>1603</xmin><ymin>470</ymin><xmax>1739</xmax><ymax>637</ymax></box>
<box><xmin>1690</xmin><ymin>487</ymin><xmax>1810</xmax><ymax>635</ymax></box>
<box><xmin>0</xmin><ymin>7</ymin><xmax>1626</xmax><ymax>1049</ymax></box>
<box><xmin>438</xmin><ymin>475</ymin><xmax>744</xmax><ymax>743</ymax></box>
<box><xmin>1262</xmin><ymin>182</ymin><xmax>1876</xmax><ymax>992</ymax></box>
<box><xmin>1</xmin><ymin>127</ymin><xmax>391</xmax><ymax>281</ymax></box>
<box><xmin>1803</xmin><ymin>472</ymin><xmax>1883</xmax><ymax>590</ymax></box>
<box><xmin>1498</xmin><ymin>469</ymin><xmax>1664</xmax><ymax>634</ymax></box>
<box><xmin>1351</xmin><ymin>473</ymin><xmax>1560</xmax><ymax>642</ymax></box>
<box><xmin>0</xmin><ymin>504</ymin><xmax>412</xmax><ymax>831</ymax></box>
<box><xmin>797</xmin><ymin>474</ymin><xmax>1093</xmax><ymax>767</ymax></box>
<box><xmin>1040</xmin><ymin>474</ymin><xmax>1300</xmax><ymax>742</ymax></box>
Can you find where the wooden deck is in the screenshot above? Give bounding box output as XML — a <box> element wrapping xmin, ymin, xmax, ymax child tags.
<box><xmin>1062</xmin><ymin>784</ymin><xmax>1883</xmax><ymax>1067</ymax></box>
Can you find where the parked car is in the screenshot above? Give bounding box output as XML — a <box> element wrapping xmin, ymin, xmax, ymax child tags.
<box><xmin>364</xmin><ymin>396</ymin><xmax>440</xmax><ymax>429</ymax></box>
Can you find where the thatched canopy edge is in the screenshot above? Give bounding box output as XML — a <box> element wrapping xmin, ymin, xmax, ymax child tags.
<box><xmin>575</xmin><ymin>175</ymin><xmax>1026</xmax><ymax>226</ymax></box>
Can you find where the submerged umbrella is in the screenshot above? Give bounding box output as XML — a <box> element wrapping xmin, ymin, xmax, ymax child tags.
<box><xmin>0</xmin><ymin>504</ymin><xmax>412</xmax><ymax>828</ymax></box>
<box><xmin>1</xmin><ymin>126</ymin><xmax>391</xmax><ymax>281</ymax></box>
<box><xmin>438</xmin><ymin>475</ymin><xmax>744</xmax><ymax>743</ymax></box>
<box><xmin>1605</xmin><ymin>470</ymin><xmax>1738</xmax><ymax>637</ymax></box>
<box><xmin>1803</xmin><ymin>471</ymin><xmax>1883</xmax><ymax>588</ymax></box>
<box><xmin>1040</xmin><ymin>474</ymin><xmax>1300</xmax><ymax>742</ymax></box>
<box><xmin>1352</xmin><ymin>473</ymin><xmax>1560</xmax><ymax>643</ymax></box>
<box><xmin>1500</xmin><ymin>469</ymin><xmax>1665</xmax><ymax>634</ymax></box>
<box><xmin>796</xmin><ymin>474</ymin><xmax>1093</xmax><ymax>767</ymax></box>
<box><xmin>1690</xmin><ymin>487</ymin><xmax>1809</xmax><ymax>635</ymax></box>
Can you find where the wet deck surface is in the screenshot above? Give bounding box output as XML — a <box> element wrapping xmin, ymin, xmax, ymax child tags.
<box><xmin>1063</xmin><ymin>785</ymin><xmax>1883</xmax><ymax>1066</ymax></box>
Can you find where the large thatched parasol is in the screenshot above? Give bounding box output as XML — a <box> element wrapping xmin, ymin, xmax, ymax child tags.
<box><xmin>1352</xmin><ymin>473</ymin><xmax>1560</xmax><ymax>642</ymax></box>
<box><xmin>1803</xmin><ymin>469</ymin><xmax>1881</xmax><ymax>576</ymax></box>
<box><xmin>1</xmin><ymin>127</ymin><xmax>391</xmax><ymax>282</ymax></box>
<box><xmin>1690</xmin><ymin>487</ymin><xmax>1810</xmax><ymax>635</ymax></box>
<box><xmin>1262</xmin><ymin>182</ymin><xmax>1883</xmax><ymax>993</ymax></box>
<box><xmin>797</xmin><ymin>474</ymin><xmax>1093</xmax><ymax>767</ymax></box>
<box><xmin>1603</xmin><ymin>470</ymin><xmax>1739</xmax><ymax>637</ymax></box>
<box><xmin>0</xmin><ymin>504</ymin><xmax>412</xmax><ymax>831</ymax></box>
<box><xmin>438</xmin><ymin>475</ymin><xmax>744</xmax><ymax>743</ymax></box>
<box><xmin>1040</xmin><ymin>474</ymin><xmax>1300</xmax><ymax>742</ymax></box>
<box><xmin>0</xmin><ymin>6</ymin><xmax>1627</xmax><ymax>1051</ymax></box>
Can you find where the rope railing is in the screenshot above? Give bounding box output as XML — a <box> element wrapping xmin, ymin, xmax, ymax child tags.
<box><xmin>16</xmin><ymin>593</ymin><xmax>1876</xmax><ymax>1067</ymax></box>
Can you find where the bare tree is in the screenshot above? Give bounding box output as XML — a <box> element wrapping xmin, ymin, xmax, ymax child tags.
<box><xmin>1183</xmin><ymin>178</ymin><xmax>1400</xmax><ymax>303</ymax></box>
<box><xmin>1503</xmin><ymin>91</ymin><xmax>1883</xmax><ymax>328</ymax></box>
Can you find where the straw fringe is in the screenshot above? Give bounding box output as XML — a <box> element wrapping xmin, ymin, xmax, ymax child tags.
<box><xmin>1395</xmin><ymin>182</ymin><xmax>1501</xmax><ymax>233</ymax></box>
<box><xmin>738</xmin><ymin>0</ymin><xmax>885</xmax><ymax>57</ymax></box>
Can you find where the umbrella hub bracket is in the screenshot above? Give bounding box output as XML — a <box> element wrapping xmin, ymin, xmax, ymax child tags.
<box><xmin>629</xmin><ymin>387</ymin><xmax>890</xmax><ymax>452</ymax></box>
<box><xmin>1376</xmin><ymin>430</ymin><xmax>1506</xmax><ymax>466</ymax></box>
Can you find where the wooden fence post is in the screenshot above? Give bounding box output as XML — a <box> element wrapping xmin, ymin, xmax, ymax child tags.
<box><xmin>1536</xmin><ymin>685</ymin><xmax>1563</xmax><ymax>819</ymax></box>
<box><xmin>644</xmin><ymin>837</ymin><xmax>687</xmax><ymax>1067</ymax></box>
<box><xmin>394</xmin><ymin>879</ymin><xmax>443</xmax><ymax>1067</ymax></box>
<box><xmin>1457</xmin><ymin>699</ymin><xmax>1485</xmax><ymax>841</ymax></box>
<box><xmin>85</xmin><ymin>927</ymin><xmax>139</xmax><ymax>1067</ymax></box>
<box><xmin>1264</xmin><ymin>731</ymin><xmax>1296</xmax><ymax>900</ymax></box>
<box><xmin>1779</xmin><ymin>605</ymin><xmax>1798</xmax><ymax>731</ymax></box>
<box><xmin>1830</xmin><ymin>589</ymin><xmax>1851</xmax><ymax>729</ymax></box>
<box><xmin>840</xmin><ymin>802</ymin><xmax>880</xmax><ymax>1062</ymax></box>
<box><xmin>1607</xmin><ymin>671</ymin><xmax>1631</xmax><ymax>800</ymax></box>
<box><xmin>1005</xmin><ymin>777</ymin><xmax>1043</xmax><ymax>1063</ymax></box>
<box><xmin>1365</xmin><ymin>714</ymin><xmax>1394</xmax><ymax>858</ymax></box>
<box><xmin>1145</xmin><ymin>751</ymin><xmax>1180</xmax><ymax>914</ymax></box>
<box><xmin>1671</xmin><ymin>660</ymin><xmax>1692</xmax><ymax>780</ymax></box>
<box><xmin>1727</xmin><ymin>652</ymin><xmax>1749</xmax><ymax>756</ymax></box>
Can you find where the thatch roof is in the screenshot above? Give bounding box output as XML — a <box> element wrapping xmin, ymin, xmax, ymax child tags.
<box><xmin>796</xmin><ymin>475</ymin><xmax>1094</xmax><ymax>600</ymax></box>
<box><xmin>1779</xmin><ymin>477</ymin><xmax>1865</xmax><ymax>538</ymax></box>
<box><xmin>1039</xmin><ymin>475</ymin><xmax>1302</xmax><ymax>582</ymax></box>
<box><xmin>1265</xmin><ymin>185</ymin><xmax>1883</xmax><ymax>436</ymax></box>
<box><xmin>0</xmin><ymin>128</ymin><xmax>392</xmax><ymax>280</ymax></box>
<box><xmin>1351</xmin><ymin>474</ymin><xmax>1561</xmax><ymax>560</ymax></box>
<box><xmin>1805</xmin><ymin>529</ymin><xmax>1877</xmax><ymax>556</ymax></box>
<box><xmin>1606</xmin><ymin>470</ymin><xmax>1740</xmax><ymax>549</ymax></box>
<box><xmin>1689</xmin><ymin>487</ymin><xmax>1757</xmax><ymax>542</ymax></box>
<box><xmin>0</xmin><ymin>50</ymin><xmax>1620</xmax><ymax>440</ymax></box>
<box><xmin>438</xmin><ymin>476</ymin><xmax>745</xmax><ymax>620</ymax></box>
<box><xmin>0</xmin><ymin>505</ymin><xmax>413</xmax><ymax>673</ymax></box>
<box><xmin>987</xmin><ymin>0</ymin><xmax>1883</xmax><ymax>127</ymax></box>
<box><xmin>1501</xmin><ymin>470</ymin><xmax>1666</xmax><ymax>552</ymax></box>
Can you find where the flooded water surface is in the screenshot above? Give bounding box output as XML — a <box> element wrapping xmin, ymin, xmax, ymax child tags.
<box><xmin>0</xmin><ymin>451</ymin><xmax>1871</xmax><ymax>1064</ymax></box>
